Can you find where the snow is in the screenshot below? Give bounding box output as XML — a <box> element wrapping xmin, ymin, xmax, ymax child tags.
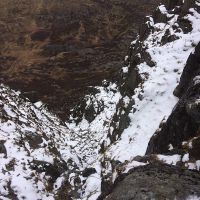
<box><xmin>0</xmin><ymin>2</ymin><xmax>200</xmax><ymax>200</ymax></box>
<box><xmin>157</xmin><ymin>154</ymin><xmax>181</xmax><ymax>165</ymax></box>
<box><xmin>182</xmin><ymin>153</ymin><xmax>190</xmax><ymax>162</ymax></box>
<box><xmin>0</xmin><ymin>85</ymin><xmax>79</xmax><ymax>200</ymax></box>
<box><xmin>105</xmin><ymin>7</ymin><xmax>200</xmax><ymax>162</ymax></box>
<box><xmin>66</xmin><ymin>4</ymin><xmax>200</xmax><ymax>198</ymax></box>
<box><xmin>67</xmin><ymin>83</ymin><xmax>122</xmax><ymax>166</ymax></box>
<box><xmin>158</xmin><ymin>5</ymin><xmax>168</xmax><ymax>14</ymax></box>
<box><xmin>187</xmin><ymin>196</ymin><xmax>200</xmax><ymax>200</ymax></box>
<box><xmin>168</xmin><ymin>144</ymin><xmax>174</xmax><ymax>150</ymax></box>
<box><xmin>123</xmin><ymin>160</ymin><xmax>146</xmax><ymax>173</ymax></box>
<box><xmin>34</xmin><ymin>101</ymin><xmax>43</xmax><ymax>108</ymax></box>
<box><xmin>122</xmin><ymin>66</ymin><xmax>128</xmax><ymax>73</ymax></box>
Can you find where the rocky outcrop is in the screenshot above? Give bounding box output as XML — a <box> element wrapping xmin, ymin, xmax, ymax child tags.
<box><xmin>146</xmin><ymin>42</ymin><xmax>200</xmax><ymax>156</ymax></box>
<box><xmin>104</xmin><ymin>164</ymin><xmax>200</xmax><ymax>200</ymax></box>
<box><xmin>105</xmin><ymin>0</ymin><xmax>198</xmax><ymax>147</ymax></box>
<box><xmin>97</xmin><ymin>1</ymin><xmax>200</xmax><ymax>199</ymax></box>
<box><xmin>174</xmin><ymin>43</ymin><xmax>200</xmax><ymax>97</ymax></box>
<box><xmin>1</xmin><ymin>0</ymin><xmax>200</xmax><ymax>199</ymax></box>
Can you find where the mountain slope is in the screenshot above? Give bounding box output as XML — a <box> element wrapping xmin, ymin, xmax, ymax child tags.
<box><xmin>0</xmin><ymin>0</ymin><xmax>162</xmax><ymax>120</ymax></box>
<box><xmin>0</xmin><ymin>85</ymin><xmax>80</xmax><ymax>199</ymax></box>
<box><xmin>0</xmin><ymin>0</ymin><xmax>200</xmax><ymax>200</ymax></box>
<box><xmin>67</xmin><ymin>0</ymin><xmax>200</xmax><ymax>198</ymax></box>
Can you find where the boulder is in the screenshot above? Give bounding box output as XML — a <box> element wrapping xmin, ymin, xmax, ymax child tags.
<box><xmin>104</xmin><ymin>164</ymin><xmax>200</xmax><ymax>200</ymax></box>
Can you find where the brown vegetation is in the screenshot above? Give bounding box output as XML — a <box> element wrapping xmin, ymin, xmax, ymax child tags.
<box><xmin>0</xmin><ymin>0</ymin><xmax>162</xmax><ymax>119</ymax></box>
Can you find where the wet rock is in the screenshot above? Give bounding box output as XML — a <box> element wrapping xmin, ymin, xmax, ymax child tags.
<box><xmin>104</xmin><ymin>164</ymin><xmax>200</xmax><ymax>200</ymax></box>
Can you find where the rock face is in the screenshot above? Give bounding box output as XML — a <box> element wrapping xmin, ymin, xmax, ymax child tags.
<box><xmin>146</xmin><ymin>42</ymin><xmax>200</xmax><ymax>156</ymax></box>
<box><xmin>174</xmin><ymin>43</ymin><xmax>200</xmax><ymax>97</ymax></box>
<box><xmin>0</xmin><ymin>0</ymin><xmax>162</xmax><ymax>120</ymax></box>
<box><xmin>94</xmin><ymin>0</ymin><xmax>200</xmax><ymax>199</ymax></box>
<box><xmin>104</xmin><ymin>164</ymin><xmax>200</xmax><ymax>200</ymax></box>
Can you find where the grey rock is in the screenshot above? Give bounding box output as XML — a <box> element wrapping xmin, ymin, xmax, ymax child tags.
<box><xmin>82</xmin><ymin>167</ymin><xmax>97</xmax><ymax>177</ymax></box>
<box><xmin>0</xmin><ymin>140</ymin><xmax>7</xmax><ymax>157</ymax></box>
<box><xmin>104</xmin><ymin>164</ymin><xmax>200</xmax><ymax>200</ymax></box>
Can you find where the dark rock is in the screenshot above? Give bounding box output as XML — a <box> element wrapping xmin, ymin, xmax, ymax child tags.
<box><xmin>174</xmin><ymin>43</ymin><xmax>200</xmax><ymax>98</ymax></box>
<box><xmin>139</xmin><ymin>16</ymin><xmax>154</xmax><ymax>41</ymax></box>
<box><xmin>182</xmin><ymin>0</ymin><xmax>196</xmax><ymax>13</ymax></box>
<box><xmin>103</xmin><ymin>164</ymin><xmax>200</xmax><ymax>200</ymax></box>
<box><xmin>25</xmin><ymin>133</ymin><xmax>43</xmax><ymax>149</ymax></box>
<box><xmin>43</xmin><ymin>44</ymin><xmax>67</xmax><ymax>56</ymax></box>
<box><xmin>132</xmin><ymin>155</ymin><xmax>144</xmax><ymax>162</ymax></box>
<box><xmin>125</xmin><ymin>66</ymin><xmax>140</xmax><ymax>94</ymax></box>
<box><xmin>189</xmin><ymin>136</ymin><xmax>200</xmax><ymax>160</ymax></box>
<box><xmin>85</xmin><ymin>104</ymin><xmax>96</xmax><ymax>123</ymax></box>
<box><xmin>6</xmin><ymin>181</ymin><xmax>19</xmax><ymax>200</ymax></box>
<box><xmin>177</xmin><ymin>17</ymin><xmax>193</xmax><ymax>34</ymax></box>
<box><xmin>0</xmin><ymin>140</ymin><xmax>7</xmax><ymax>157</ymax></box>
<box><xmin>147</xmin><ymin>85</ymin><xmax>200</xmax><ymax>154</ymax></box>
<box><xmin>82</xmin><ymin>167</ymin><xmax>96</xmax><ymax>177</ymax></box>
<box><xmin>30</xmin><ymin>159</ymin><xmax>68</xmax><ymax>182</ymax></box>
<box><xmin>153</xmin><ymin>6</ymin><xmax>168</xmax><ymax>24</ymax></box>
<box><xmin>141</xmin><ymin>50</ymin><xmax>156</xmax><ymax>67</ymax></box>
<box><xmin>85</xmin><ymin>98</ymin><xmax>104</xmax><ymax>123</ymax></box>
<box><xmin>161</xmin><ymin>29</ymin><xmax>179</xmax><ymax>45</ymax></box>
<box><xmin>71</xmin><ymin>87</ymin><xmax>104</xmax><ymax>124</ymax></box>
<box><xmin>166</xmin><ymin>0</ymin><xmax>183</xmax><ymax>10</ymax></box>
<box><xmin>55</xmin><ymin>179</ymin><xmax>74</xmax><ymax>200</ymax></box>
<box><xmin>31</xmin><ymin>29</ymin><xmax>50</xmax><ymax>41</ymax></box>
<box><xmin>108</xmin><ymin>98</ymin><xmax>134</xmax><ymax>144</ymax></box>
<box><xmin>186</xmin><ymin>98</ymin><xmax>200</xmax><ymax>122</ymax></box>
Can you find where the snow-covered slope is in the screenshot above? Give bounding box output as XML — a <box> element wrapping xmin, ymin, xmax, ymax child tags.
<box><xmin>0</xmin><ymin>85</ymin><xmax>80</xmax><ymax>200</ymax></box>
<box><xmin>1</xmin><ymin>0</ymin><xmax>200</xmax><ymax>200</ymax></box>
<box><xmin>67</xmin><ymin>1</ymin><xmax>200</xmax><ymax>199</ymax></box>
<box><xmin>107</xmin><ymin>4</ymin><xmax>200</xmax><ymax>162</ymax></box>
